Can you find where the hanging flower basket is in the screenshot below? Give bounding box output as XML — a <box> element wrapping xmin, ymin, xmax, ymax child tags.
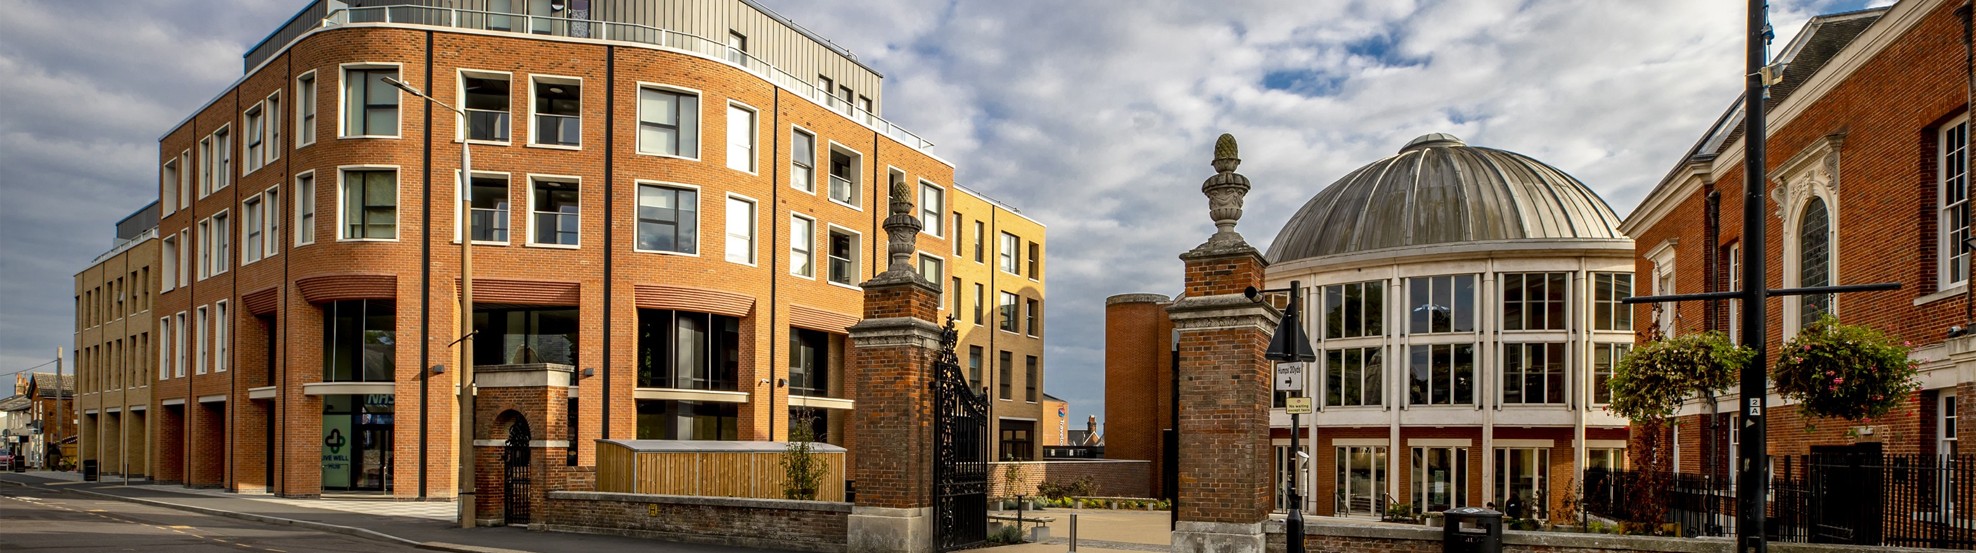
<box><xmin>1607</xmin><ymin>331</ymin><xmax>1751</xmax><ymax>422</ymax></box>
<box><xmin>1771</xmin><ymin>315</ymin><xmax>1919</xmax><ymax>422</ymax></box>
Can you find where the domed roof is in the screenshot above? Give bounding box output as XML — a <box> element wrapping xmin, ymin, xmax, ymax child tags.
<box><xmin>1266</xmin><ymin>133</ymin><xmax>1624</xmax><ymax>263</ymax></box>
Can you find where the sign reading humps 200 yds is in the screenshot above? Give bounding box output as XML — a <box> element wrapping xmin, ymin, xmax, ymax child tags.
<box><xmin>1275</xmin><ymin>362</ymin><xmax>1305</xmax><ymax>393</ymax></box>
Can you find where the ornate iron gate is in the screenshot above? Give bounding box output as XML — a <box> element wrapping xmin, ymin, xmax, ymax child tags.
<box><xmin>503</xmin><ymin>417</ymin><xmax>532</xmax><ymax>525</ymax></box>
<box><xmin>932</xmin><ymin>319</ymin><xmax>989</xmax><ymax>551</ymax></box>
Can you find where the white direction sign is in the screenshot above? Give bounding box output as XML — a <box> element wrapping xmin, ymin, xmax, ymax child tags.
<box><xmin>1275</xmin><ymin>362</ymin><xmax>1306</xmax><ymax>392</ymax></box>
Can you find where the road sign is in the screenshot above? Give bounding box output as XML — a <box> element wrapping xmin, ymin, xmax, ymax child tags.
<box><xmin>1275</xmin><ymin>362</ymin><xmax>1305</xmax><ymax>392</ymax></box>
<box><xmin>1285</xmin><ymin>397</ymin><xmax>1313</xmax><ymax>415</ymax></box>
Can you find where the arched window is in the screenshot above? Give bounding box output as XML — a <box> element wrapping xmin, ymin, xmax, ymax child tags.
<box><xmin>1799</xmin><ymin>197</ymin><xmax>1832</xmax><ymax>327</ymax></box>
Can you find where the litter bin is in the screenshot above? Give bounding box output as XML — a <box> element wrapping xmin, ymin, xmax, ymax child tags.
<box><xmin>1442</xmin><ymin>507</ymin><xmax>1502</xmax><ymax>553</ymax></box>
<box><xmin>82</xmin><ymin>459</ymin><xmax>98</xmax><ymax>481</ymax></box>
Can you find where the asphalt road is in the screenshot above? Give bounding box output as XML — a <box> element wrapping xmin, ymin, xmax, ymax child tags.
<box><xmin>0</xmin><ymin>484</ymin><xmax>426</xmax><ymax>553</ymax></box>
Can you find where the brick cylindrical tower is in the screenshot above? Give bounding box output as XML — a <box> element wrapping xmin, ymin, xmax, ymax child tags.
<box><xmin>1169</xmin><ymin>134</ymin><xmax>1279</xmax><ymax>553</ymax></box>
<box><xmin>847</xmin><ymin>180</ymin><xmax>942</xmax><ymax>553</ymax></box>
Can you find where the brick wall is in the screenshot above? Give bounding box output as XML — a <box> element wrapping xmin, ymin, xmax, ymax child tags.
<box><xmin>986</xmin><ymin>460</ymin><xmax>1152</xmax><ymax>498</ymax></box>
<box><xmin>1103</xmin><ymin>294</ymin><xmax>1174</xmax><ymax>498</ymax></box>
<box><xmin>543</xmin><ymin>491</ymin><xmax>848</xmax><ymax>553</ymax></box>
<box><xmin>1170</xmin><ymin>246</ymin><xmax>1276</xmax><ymax>526</ymax></box>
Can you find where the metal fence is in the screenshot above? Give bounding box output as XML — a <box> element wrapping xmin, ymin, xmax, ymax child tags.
<box><xmin>1585</xmin><ymin>454</ymin><xmax>1976</xmax><ymax>549</ymax></box>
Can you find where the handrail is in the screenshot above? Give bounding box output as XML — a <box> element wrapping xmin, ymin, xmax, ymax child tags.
<box><xmin>321</xmin><ymin>5</ymin><xmax>935</xmax><ymax>153</ymax></box>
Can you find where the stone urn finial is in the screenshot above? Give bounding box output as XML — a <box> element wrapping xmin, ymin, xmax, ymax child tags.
<box><xmin>881</xmin><ymin>176</ymin><xmax>923</xmax><ymax>276</ymax></box>
<box><xmin>1201</xmin><ymin>133</ymin><xmax>1251</xmax><ymax>247</ymax></box>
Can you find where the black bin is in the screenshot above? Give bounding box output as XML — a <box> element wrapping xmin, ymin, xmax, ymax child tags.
<box><xmin>1442</xmin><ymin>507</ymin><xmax>1502</xmax><ymax>553</ymax></box>
<box><xmin>82</xmin><ymin>459</ymin><xmax>98</xmax><ymax>481</ymax></box>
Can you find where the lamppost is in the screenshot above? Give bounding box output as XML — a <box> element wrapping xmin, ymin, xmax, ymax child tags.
<box><xmin>382</xmin><ymin>77</ymin><xmax>477</xmax><ymax>529</ymax></box>
<box><xmin>1248</xmin><ymin>282</ymin><xmax>1315</xmax><ymax>553</ymax></box>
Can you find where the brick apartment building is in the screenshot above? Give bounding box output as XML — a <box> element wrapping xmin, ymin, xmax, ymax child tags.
<box><xmin>3</xmin><ymin>372</ymin><xmax>79</xmax><ymax>469</ymax></box>
<box><xmin>1107</xmin><ymin>133</ymin><xmax>1635</xmax><ymax>520</ymax></box>
<box><xmin>1620</xmin><ymin>0</ymin><xmax>1969</xmax><ymax>481</ymax></box>
<box><xmin>145</xmin><ymin>0</ymin><xmax>1047</xmax><ymax>498</ymax></box>
<box><xmin>75</xmin><ymin>203</ymin><xmax>162</xmax><ymax>479</ymax></box>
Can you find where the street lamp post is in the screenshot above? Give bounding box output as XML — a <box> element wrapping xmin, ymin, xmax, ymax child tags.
<box><xmin>1248</xmin><ymin>282</ymin><xmax>1315</xmax><ymax>553</ymax></box>
<box><xmin>382</xmin><ymin>77</ymin><xmax>477</xmax><ymax>529</ymax></box>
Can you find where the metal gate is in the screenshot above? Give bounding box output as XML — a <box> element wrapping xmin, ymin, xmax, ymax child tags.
<box><xmin>503</xmin><ymin>416</ymin><xmax>532</xmax><ymax>525</ymax></box>
<box><xmin>932</xmin><ymin>319</ymin><xmax>989</xmax><ymax>551</ymax></box>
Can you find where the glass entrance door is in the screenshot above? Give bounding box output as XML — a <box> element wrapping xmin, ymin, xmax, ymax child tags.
<box><xmin>1495</xmin><ymin>448</ymin><xmax>1549</xmax><ymax>519</ymax></box>
<box><xmin>1413</xmin><ymin>446</ymin><xmax>1467</xmax><ymax>512</ymax></box>
<box><xmin>322</xmin><ymin>394</ymin><xmax>394</xmax><ymax>492</ymax></box>
<box><xmin>1335</xmin><ymin>446</ymin><xmax>1386</xmax><ymax>516</ymax></box>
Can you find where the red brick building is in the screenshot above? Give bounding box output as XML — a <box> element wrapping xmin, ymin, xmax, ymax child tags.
<box><xmin>1620</xmin><ymin>0</ymin><xmax>1969</xmax><ymax>483</ymax></box>
<box><xmin>145</xmin><ymin>0</ymin><xmax>1048</xmax><ymax>499</ymax></box>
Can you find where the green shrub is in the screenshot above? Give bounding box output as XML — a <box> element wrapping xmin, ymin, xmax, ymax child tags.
<box><xmin>1037</xmin><ymin>476</ymin><xmax>1098</xmax><ymax>499</ymax></box>
<box><xmin>989</xmin><ymin>524</ymin><xmax>1024</xmax><ymax>544</ymax></box>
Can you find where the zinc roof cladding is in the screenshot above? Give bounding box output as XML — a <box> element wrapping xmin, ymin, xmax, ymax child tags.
<box><xmin>1265</xmin><ymin>134</ymin><xmax>1624</xmax><ymax>264</ymax></box>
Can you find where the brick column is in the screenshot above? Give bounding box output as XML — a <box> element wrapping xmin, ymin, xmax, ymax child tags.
<box><xmin>1169</xmin><ymin>134</ymin><xmax>1279</xmax><ymax>553</ymax></box>
<box><xmin>471</xmin><ymin>363</ymin><xmax>574</xmax><ymax>527</ymax></box>
<box><xmin>847</xmin><ymin>179</ymin><xmax>941</xmax><ymax>553</ymax></box>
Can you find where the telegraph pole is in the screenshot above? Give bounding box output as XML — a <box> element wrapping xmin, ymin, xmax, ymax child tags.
<box><xmin>1736</xmin><ymin>1</ymin><xmax>1771</xmax><ymax>550</ymax></box>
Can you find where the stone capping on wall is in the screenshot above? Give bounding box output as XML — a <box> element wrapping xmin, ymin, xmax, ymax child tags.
<box><xmin>1263</xmin><ymin>517</ymin><xmax>1946</xmax><ymax>553</ymax></box>
<box><xmin>474</xmin><ymin>363</ymin><xmax>575</xmax><ymax>389</ymax></box>
<box><xmin>548</xmin><ymin>491</ymin><xmax>852</xmax><ymax>512</ymax></box>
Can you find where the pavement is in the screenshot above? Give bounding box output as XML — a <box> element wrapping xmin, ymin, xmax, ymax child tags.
<box><xmin>977</xmin><ymin>507</ymin><xmax>1174</xmax><ymax>553</ymax></box>
<box><xmin>1</xmin><ymin>483</ymin><xmax>428</xmax><ymax>552</ymax></box>
<box><xmin>0</xmin><ymin>471</ymin><xmax>790</xmax><ymax>553</ymax></box>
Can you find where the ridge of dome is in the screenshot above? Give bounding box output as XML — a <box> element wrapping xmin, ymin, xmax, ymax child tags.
<box><xmin>1401</xmin><ymin>132</ymin><xmax>1465</xmax><ymax>153</ymax></box>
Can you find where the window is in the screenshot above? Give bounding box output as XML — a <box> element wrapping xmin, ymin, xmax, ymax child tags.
<box><xmin>1501</xmin><ymin>273</ymin><xmax>1567</xmax><ymax>331</ymax></box>
<box><xmin>530</xmin><ymin>177</ymin><xmax>580</xmax><ymax>246</ymax></box>
<box><xmin>266</xmin><ymin>92</ymin><xmax>281</xmax><ymax>162</ymax></box>
<box><xmin>726</xmin><ymin>103</ymin><xmax>756</xmax><ymax>172</ymax></box>
<box><xmin>999</xmin><ymin>292</ymin><xmax>1018</xmax><ymax>332</ymax></box>
<box><xmin>466</xmin><ymin>173</ymin><xmax>509</xmax><ymax>242</ymax></box>
<box><xmin>635</xmin><ymin>309</ymin><xmax>740</xmax><ymax>390</ymax></box>
<box><xmin>342</xmin><ymin>67</ymin><xmax>399</xmax><ymax>137</ymax></box>
<box><xmin>212</xmin><ymin>211</ymin><xmax>230</xmax><ymax>275</ymax></box>
<box><xmin>214</xmin><ymin>301</ymin><xmax>229</xmax><ymax>373</ymax></box>
<box><xmin>998</xmin><ymin>351</ymin><xmax>1013</xmax><ymax>400</ymax></box>
<box><xmin>836</xmin><ymin>86</ymin><xmax>853</xmax><ymax>114</ymax></box>
<box><xmin>162</xmin><ymin>235</ymin><xmax>178</xmax><ymax>291</ymax></box>
<box><xmin>953</xmin><ymin>277</ymin><xmax>963</xmax><ymax>316</ymax></box>
<box><xmin>264</xmin><ymin>187</ymin><xmax>280</xmax><ymax>257</ymax></box>
<box><xmin>968</xmin><ymin>346</ymin><xmax>984</xmax><ymax>390</ymax></box>
<box><xmin>776</xmin><ymin>215</ymin><xmax>811</xmax><ymax>278</ymax></box>
<box><xmin>858</xmin><ymin>96</ymin><xmax>873</xmax><ymax>122</ymax></box>
<box><xmin>163</xmin><ymin>159</ymin><xmax>180</xmax><ymax>216</ymax></box>
<box><xmin>158</xmin><ymin>316</ymin><xmax>172</xmax><ymax>380</ymax></box>
<box><xmin>174</xmin><ymin>312</ymin><xmax>187</xmax><ymax>378</ymax></box>
<box><xmin>789</xmin><ymin>328</ymin><xmax>829</xmax><ymax>397</ymax></box>
<box><xmin>1025</xmin><ymin>299</ymin><xmax>1040</xmax><ymax>336</ymax></box>
<box><xmin>1592</xmin><ymin>273</ymin><xmax>1633</xmax><ymax>331</ymax></box>
<box><xmin>973</xmin><ymin>221</ymin><xmax>985</xmax><ymax>263</ymax></box>
<box><xmin>817</xmin><ymin>76</ymin><xmax>836</xmax><ymax>109</ymax></box>
<box><xmin>1025</xmin><ymin>355</ymin><xmax>1039</xmax><ymax>402</ymax></box>
<box><xmin>1944</xmin><ymin>118</ymin><xmax>1971</xmax><ymax>287</ymax></box>
<box><xmin>1324</xmin><ymin>347</ymin><xmax>1383</xmax><ymax>407</ymax></box>
<box><xmin>178</xmin><ymin>151</ymin><xmax>192</xmax><ymax>209</ymax></box>
<box><xmin>1726</xmin><ymin>244</ymin><xmax>1741</xmax><ymax>343</ymax></box>
<box><xmin>1502</xmin><ymin>343</ymin><xmax>1564</xmax><ymax>404</ymax></box>
<box><xmin>1496</xmin><ymin>448</ymin><xmax>1550</xmax><ymax>519</ymax></box>
<box><xmin>295</xmin><ymin>172</ymin><xmax>316</xmax><ymax>245</ymax></box>
<box><xmin>296</xmin><ymin>71</ymin><xmax>317</xmax><ymax>147</ymax></box>
<box><xmin>1028</xmin><ymin>242</ymin><xmax>1040</xmax><ymax>279</ymax></box>
<box><xmin>999</xmin><ymin>233</ymin><xmax>1018</xmax><ymax>273</ymax></box>
<box><xmin>828</xmin><ymin>147</ymin><xmax>861</xmax><ymax>205</ymax></box>
<box><xmin>341</xmin><ymin>169</ymin><xmax>397</xmax><ymax>240</ymax></box>
<box><xmin>999</xmin><ymin>419</ymin><xmax>1035</xmax><ymax>461</ymax></box>
<box><xmin>953</xmin><ymin>213</ymin><xmax>966</xmax><ymax>256</ymax></box>
<box><xmin>1323</xmin><ymin>281</ymin><xmax>1384</xmax><ymax>338</ymax></box>
<box><xmin>973</xmin><ymin>284</ymin><xmax>985</xmax><ymax>325</ymax></box>
<box><xmin>1799</xmin><ymin>197</ymin><xmax>1833</xmax><ymax>327</ymax></box>
<box><xmin>1412</xmin><ymin>446</ymin><xmax>1468</xmax><ymax>512</ymax></box>
<box><xmin>1407</xmin><ymin>344</ymin><xmax>1474</xmax><ymax>406</ymax></box>
<box><xmin>637</xmin><ymin>86</ymin><xmax>698</xmax><ymax>157</ymax></box>
<box><xmin>324</xmin><ymin>300</ymin><xmax>394</xmax><ymax>382</ymax></box>
<box><xmin>791</xmin><ymin>128</ymin><xmax>816</xmax><ymax>192</ymax></box>
<box><xmin>1335</xmin><ymin>446</ymin><xmax>1387</xmax><ymax>517</ymax></box>
<box><xmin>1591</xmin><ymin>343</ymin><xmax>1630</xmax><ymax>405</ymax></box>
<box><xmin>198</xmin><ymin>136</ymin><xmax>214</xmax><ymax>196</ymax></box>
<box><xmin>1586</xmin><ymin>448</ymin><xmax>1626</xmax><ymax>471</ymax></box>
<box><xmin>462</xmin><ymin>72</ymin><xmax>511</xmax><ymax>142</ymax></box>
<box><xmin>242</xmin><ymin>196</ymin><xmax>264</xmax><ymax>264</ymax></box>
<box><xmin>1407</xmin><ymin>274</ymin><xmax>1476</xmax><ymax>334</ymax></box>
<box><xmin>827</xmin><ymin>228</ymin><xmax>860</xmax><ymax>285</ymax></box>
<box><xmin>919</xmin><ymin>255</ymin><xmax>944</xmax><ymax>307</ymax></box>
<box><xmin>195</xmin><ymin>305</ymin><xmax>209</xmax><ymax>375</ymax></box>
<box><xmin>920</xmin><ymin>182</ymin><xmax>943</xmax><ymax>237</ymax></box>
<box><xmin>214</xmin><ymin>127</ymin><xmax>231</xmax><ymax>191</ymax></box>
<box><xmin>725</xmin><ymin>31</ymin><xmax>747</xmax><ymax>66</ymax></box>
<box><xmin>635</xmin><ymin>400</ymin><xmax>738</xmax><ymax>440</ymax></box>
<box><xmin>1943</xmin><ymin>393</ymin><xmax>1959</xmax><ymax>456</ymax></box>
<box><xmin>531</xmin><ymin>78</ymin><xmax>581</xmax><ymax>147</ymax></box>
<box><xmin>472</xmin><ymin>307</ymin><xmax>579</xmax><ymax>365</ymax></box>
<box><xmin>177</xmin><ymin>230</ymin><xmax>189</xmax><ymax>284</ymax></box>
<box><xmin>244</xmin><ymin>104</ymin><xmax>265</xmax><ymax>172</ymax></box>
<box><xmin>199</xmin><ymin>217</ymin><xmax>212</xmax><ymax>277</ymax></box>
<box><xmin>724</xmin><ymin>195</ymin><xmax>755</xmax><ymax>264</ymax></box>
<box><xmin>636</xmin><ymin>183</ymin><xmax>698</xmax><ymax>254</ymax></box>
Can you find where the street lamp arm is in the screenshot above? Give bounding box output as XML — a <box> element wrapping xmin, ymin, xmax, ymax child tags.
<box><xmin>382</xmin><ymin>76</ymin><xmax>466</xmax><ymax>116</ymax></box>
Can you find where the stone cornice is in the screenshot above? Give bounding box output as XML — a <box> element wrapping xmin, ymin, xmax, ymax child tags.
<box><xmin>847</xmin><ymin>317</ymin><xmax>944</xmax><ymax>349</ymax></box>
<box><xmin>1167</xmin><ymin>294</ymin><xmax>1280</xmax><ymax>333</ymax></box>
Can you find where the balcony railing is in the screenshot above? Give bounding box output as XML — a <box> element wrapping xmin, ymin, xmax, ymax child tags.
<box><xmin>318</xmin><ymin>5</ymin><xmax>936</xmax><ymax>153</ymax></box>
<box><xmin>466</xmin><ymin>108</ymin><xmax>510</xmax><ymax>142</ymax></box>
<box><xmin>828</xmin><ymin>175</ymin><xmax>855</xmax><ymax>204</ymax></box>
<box><xmin>534</xmin><ymin>113</ymin><xmax>580</xmax><ymax>147</ymax></box>
<box><xmin>828</xmin><ymin>255</ymin><xmax>854</xmax><ymax>285</ymax></box>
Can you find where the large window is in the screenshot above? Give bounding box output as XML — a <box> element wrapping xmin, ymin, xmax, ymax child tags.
<box><xmin>973</xmin><ymin>221</ymin><xmax>985</xmax><ymax>263</ymax></box>
<box><xmin>1000</xmin><ymin>419</ymin><xmax>1036</xmax><ymax>461</ymax></box>
<box><xmin>194</xmin><ymin>306</ymin><xmax>209</xmax><ymax>375</ymax></box>
<box><xmin>243</xmin><ymin>104</ymin><xmax>265</xmax><ymax>173</ymax></box>
<box><xmin>968</xmin><ymin>346</ymin><xmax>984</xmax><ymax>390</ymax></box>
<box><xmin>1025</xmin><ymin>298</ymin><xmax>1040</xmax><ymax>336</ymax></box>
<box><xmin>1408</xmin><ymin>275</ymin><xmax>1476</xmax><ymax>334</ymax></box>
<box><xmin>725</xmin><ymin>195</ymin><xmax>756</xmax><ymax>264</ymax></box>
<box><xmin>1799</xmin><ymin>197</ymin><xmax>1833</xmax><ymax>327</ymax></box>
<box><xmin>791</xmin><ymin>128</ymin><xmax>816</xmax><ymax>192</ymax></box>
<box><xmin>1335</xmin><ymin>446</ymin><xmax>1387</xmax><ymax>517</ymax></box>
<box><xmin>296</xmin><ymin>72</ymin><xmax>317</xmax><ymax>146</ymax></box>
<box><xmin>790</xmin><ymin>328</ymin><xmax>831</xmax><ymax>397</ymax></box>
<box><xmin>1323</xmin><ymin>281</ymin><xmax>1384</xmax><ymax>338</ymax></box>
<box><xmin>214</xmin><ymin>301</ymin><xmax>229</xmax><ymax>372</ymax></box>
<box><xmin>242</xmin><ymin>197</ymin><xmax>264</xmax><ymax>264</ymax></box>
<box><xmin>214</xmin><ymin>127</ymin><xmax>232</xmax><ymax>191</ymax></box>
<box><xmin>636</xmin><ymin>184</ymin><xmax>696</xmax><ymax>254</ymax></box>
<box><xmin>342</xmin><ymin>67</ymin><xmax>399</xmax><ymax>136</ymax></box>
<box><xmin>828</xmin><ymin>147</ymin><xmax>860</xmax><ymax>205</ymax></box>
<box><xmin>999</xmin><ymin>232</ymin><xmax>1019</xmax><ymax>273</ymax></box>
<box><xmin>973</xmin><ymin>284</ymin><xmax>986</xmax><ymax>325</ymax></box>
<box><xmin>827</xmin><ymin>228</ymin><xmax>860</xmax><ymax>285</ymax></box>
<box><xmin>295</xmin><ymin>173</ymin><xmax>316</xmax><ymax>245</ymax></box>
<box><xmin>725</xmin><ymin>103</ymin><xmax>756</xmax><ymax>172</ymax></box>
<box><xmin>161</xmin><ymin>235</ymin><xmax>178</xmax><ymax>291</ymax></box>
<box><xmin>467</xmin><ymin>174</ymin><xmax>509</xmax><ymax>242</ymax></box>
<box><xmin>324</xmin><ymin>300</ymin><xmax>394</xmax><ymax>382</ymax></box>
<box><xmin>531</xmin><ymin>78</ymin><xmax>580</xmax><ymax>147</ymax></box>
<box><xmin>998</xmin><ymin>350</ymin><xmax>1013</xmax><ymax>400</ymax></box>
<box><xmin>1502</xmin><ymin>273</ymin><xmax>1567</xmax><ymax>331</ymax></box>
<box><xmin>529</xmin><ymin>178</ymin><xmax>579</xmax><ymax>246</ymax></box>
<box><xmin>1591</xmin><ymin>343</ymin><xmax>1630</xmax><ymax>405</ymax></box>
<box><xmin>461</xmin><ymin>72</ymin><xmax>511</xmax><ymax>142</ymax></box>
<box><xmin>263</xmin><ymin>187</ymin><xmax>280</xmax><ymax>257</ymax></box>
<box><xmin>1496</xmin><ymin>448</ymin><xmax>1550</xmax><ymax>519</ymax></box>
<box><xmin>1502</xmin><ymin>343</ymin><xmax>1564</xmax><ymax>404</ymax></box>
<box><xmin>1324</xmin><ymin>347</ymin><xmax>1383</xmax><ymax>407</ymax></box>
<box><xmin>635</xmin><ymin>309</ymin><xmax>739</xmax><ymax>391</ymax></box>
<box><xmin>790</xmin><ymin>215</ymin><xmax>815</xmax><ymax>277</ymax></box>
<box><xmin>635</xmin><ymin>400</ymin><xmax>737</xmax><ymax>440</ymax></box>
<box><xmin>212</xmin><ymin>211</ymin><xmax>230</xmax><ymax>275</ymax></box>
<box><xmin>1592</xmin><ymin>273</ymin><xmax>1633</xmax><ymax>331</ymax></box>
<box><xmin>174</xmin><ymin>312</ymin><xmax>187</xmax><ymax>378</ymax></box>
<box><xmin>1944</xmin><ymin>118</ymin><xmax>1971</xmax><ymax>287</ymax></box>
<box><xmin>920</xmin><ymin>182</ymin><xmax>944</xmax><ymax>237</ymax></box>
<box><xmin>998</xmin><ymin>292</ymin><xmax>1018</xmax><ymax>332</ymax></box>
<box><xmin>1408</xmin><ymin>344</ymin><xmax>1473</xmax><ymax>406</ymax></box>
<box><xmin>158</xmin><ymin>316</ymin><xmax>172</xmax><ymax>380</ymax></box>
<box><xmin>472</xmin><ymin>307</ymin><xmax>578</xmax><ymax>366</ymax></box>
<box><xmin>1028</xmin><ymin>242</ymin><xmax>1040</xmax><ymax>279</ymax></box>
<box><xmin>637</xmin><ymin>87</ymin><xmax>698</xmax><ymax>157</ymax></box>
<box><xmin>918</xmin><ymin>254</ymin><xmax>943</xmax><ymax>290</ymax></box>
<box><xmin>341</xmin><ymin>170</ymin><xmax>397</xmax><ymax>240</ymax></box>
<box><xmin>1412</xmin><ymin>446</ymin><xmax>1468</xmax><ymax>512</ymax></box>
<box><xmin>1025</xmin><ymin>355</ymin><xmax>1039</xmax><ymax>402</ymax></box>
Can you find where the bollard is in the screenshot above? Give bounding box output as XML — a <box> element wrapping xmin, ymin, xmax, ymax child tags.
<box><xmin>1069</xmin><ymin>513</ymin><xmax>1078</xmax><ymax>552</ymax></box>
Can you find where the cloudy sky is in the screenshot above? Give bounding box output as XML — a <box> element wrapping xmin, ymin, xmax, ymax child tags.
<box><xmin>0</xmin><ymin>0</ymin><xmax>1893</xmax><ymax>430</ymax></box>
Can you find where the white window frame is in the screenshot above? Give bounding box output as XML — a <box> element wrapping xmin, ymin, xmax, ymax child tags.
<box><xmin>194</xmin><ymin>305</ymin><xmax>209</xmax><ymax>375</ymax></box>
<box><xmin>336</xmin><ymin>165</ymin><xmax>401</xmax><ymax>242</ymax></box>
<box><xmin>241</xmin><ymin>195</ymin><xmax>264</xmax><ymax>266</ymax></box>
<box><xmin>825</xmin><ymin>224</ymin><xmax>863</xmax><ymax>290</ymax></box>
<box><xmin>1645</xmin><ymin>239</ymin><xmax>1678</xmax><ymax>337</ymax></box>
<box><xmin>1727</xmin><ymin>243</ymin><xmax>1741</xmax><ymax>344</ymax></box>
<box><xmin>1943</xmin><ymin>391</ymin><xmax>1960</xmax><ymax>456</ymax></box>
<box><xmin>920</xmin><ymin>180</ymin><xmax>945</xmax><ymax>238</ymax></box>
<box><xmin>196</xmin><ymin>219</ymin><xmax>212</xmax><ymax>280</ymax></box>
<box><xmin>338</xmin><ymin>63</ymin><xmax>403</xmax><ymax>139</ymax></box>
<box><xmin>526</xmin><ymin>74</ymin><xmax>583</xmax><ymax>150</ymax></box>
<box><xmin>211</xmin><ymin>209</ymin><xmax>230</xmax><ymax>276</ymax></box>
<box><xmin>826</xmin><ymin>141</ymin><xmax>864</xmax><ymax>211</ymax></box>
<box><xmin>295</xmin><ymin>171</ymin><xmax>317</xmax><ymax>246</ymax></box>
<box><xmin>213</xmin><ymin>125</ymin><xmax>232</xmax><ymax>192</ymax></box>
<box><xmin>263</xmin><ymin>185</ymin><xmax>281</xmax><ymax>258</ymax></box>
<box><xmin>456</xmin><ymin>69</ymin><xmax>514</xmax><ymax>145</ymax></box>
<box><xmin>632</xmin><ymin>180</ymin><xmax>701</xmax><ymax>256</ymax></box>
<box><xmin>295</xmin><ymin>70</ymin><xmax>318</xmax><ymax>148</ymax></box>
<box><xmin>790</xmin><ymin>125</ymin><xmax>818</xmax><ymax>193</ymax></box>
<box><xmin>455</xmin><ymin>170</ymin><xmax>513</xmax><ymax>245</ymax></box>
<box><xmin>178</xmin><ymin>150</ymin><xmax>193</xmax><ymax>210</ymax></box>
<box><xmin>634</xmin><ymin>82</ymin><xmax>702</xmax><ymax>160</ymax></box>
<box><xmin>1000</xmin><ymin>232</ymin><xmax>1020</xmax><ymax>274</ymax></box>
<box><xmin>214</xmin><ymin>300</ymin><xmax>229</xmax><ymax>373</ymax></box>
<box><xmin>265</xmin><ymin>90</ymin><xmax>281</xmax><ymax>164</ymax></box>
<box><xmin>725</xmin><ymin>101</ymin><xmax>758</xmax><ymax>174</ymax></box>
<box><xmin>162</xmin><ymin>158</ymin><xmax>180</xmax><ymax>216</ymax></box>
<box><xmin>725</xmin><ymin>30</ymin><xmax>747</xmax><ymax>66</ymax></box>
<box><xmin>1941</xmin><ymin>116</ymin><xmax>1971</xmax><ymax>290</ymax></box>
<box><xmin>174</xmin><ymin>311</ymin><xmax>187</xmax><ymax>378</ymax></box>
<box><xmin>161</xmin><ymin>234</ymin><xmax>178</xmax><ymax>292</ymax></box>
<box><xmin>998</xmin><ymin>291</ymin><xmax>1019</xmax><ymax>334</ymax></box>
<box><xmin>177</xmin><ymin>230</ymin><xmax>190</xmax><ymax>285</ymax></box>
<box><xmin>724</xmin><ymin>193</ymin><xmax>757</xmax><ymax>265</ymax></box>
<box><xmin>918</xmin><ymin>251</ymin><xmax>944</xmax><ymax>307</ymax></box>
<box><xmin>1781</xmin><ymin>192</ymin><xmax>1838</xmax><ymax>340</ymax></box>
<box><xmin>198</xmin><ymin>136</ymin><xmax>214</xmax><ymax>197</ymax></box>
<box><xmin>525</xmin><ymin>174</ymin><xmax>582</xmax><ymax>248</ymax></box>
<box><xmin>790</xmin><ymin>214</ymin><xmax>816</xmax><ymax>279</ymax></box>
<box><xmin>158</xmin><ymin>316</ymin><xmax>172</xmax><ymax>381</ymax></box>
<box><xmin>242</xmin><ymin>102</ymin><xmax>266</xmax><ymax>175</ymax></box>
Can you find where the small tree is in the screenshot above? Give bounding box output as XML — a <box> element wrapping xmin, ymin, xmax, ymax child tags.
<box><xmin>1002</xmin><ymin>456</ymin><xmax>1026</xmax><ymax>499</ymax></box>
<box><xmin>781</xmin><ymin>409</ymin><xmax>827</xmax><ymax>500</ymax></box>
